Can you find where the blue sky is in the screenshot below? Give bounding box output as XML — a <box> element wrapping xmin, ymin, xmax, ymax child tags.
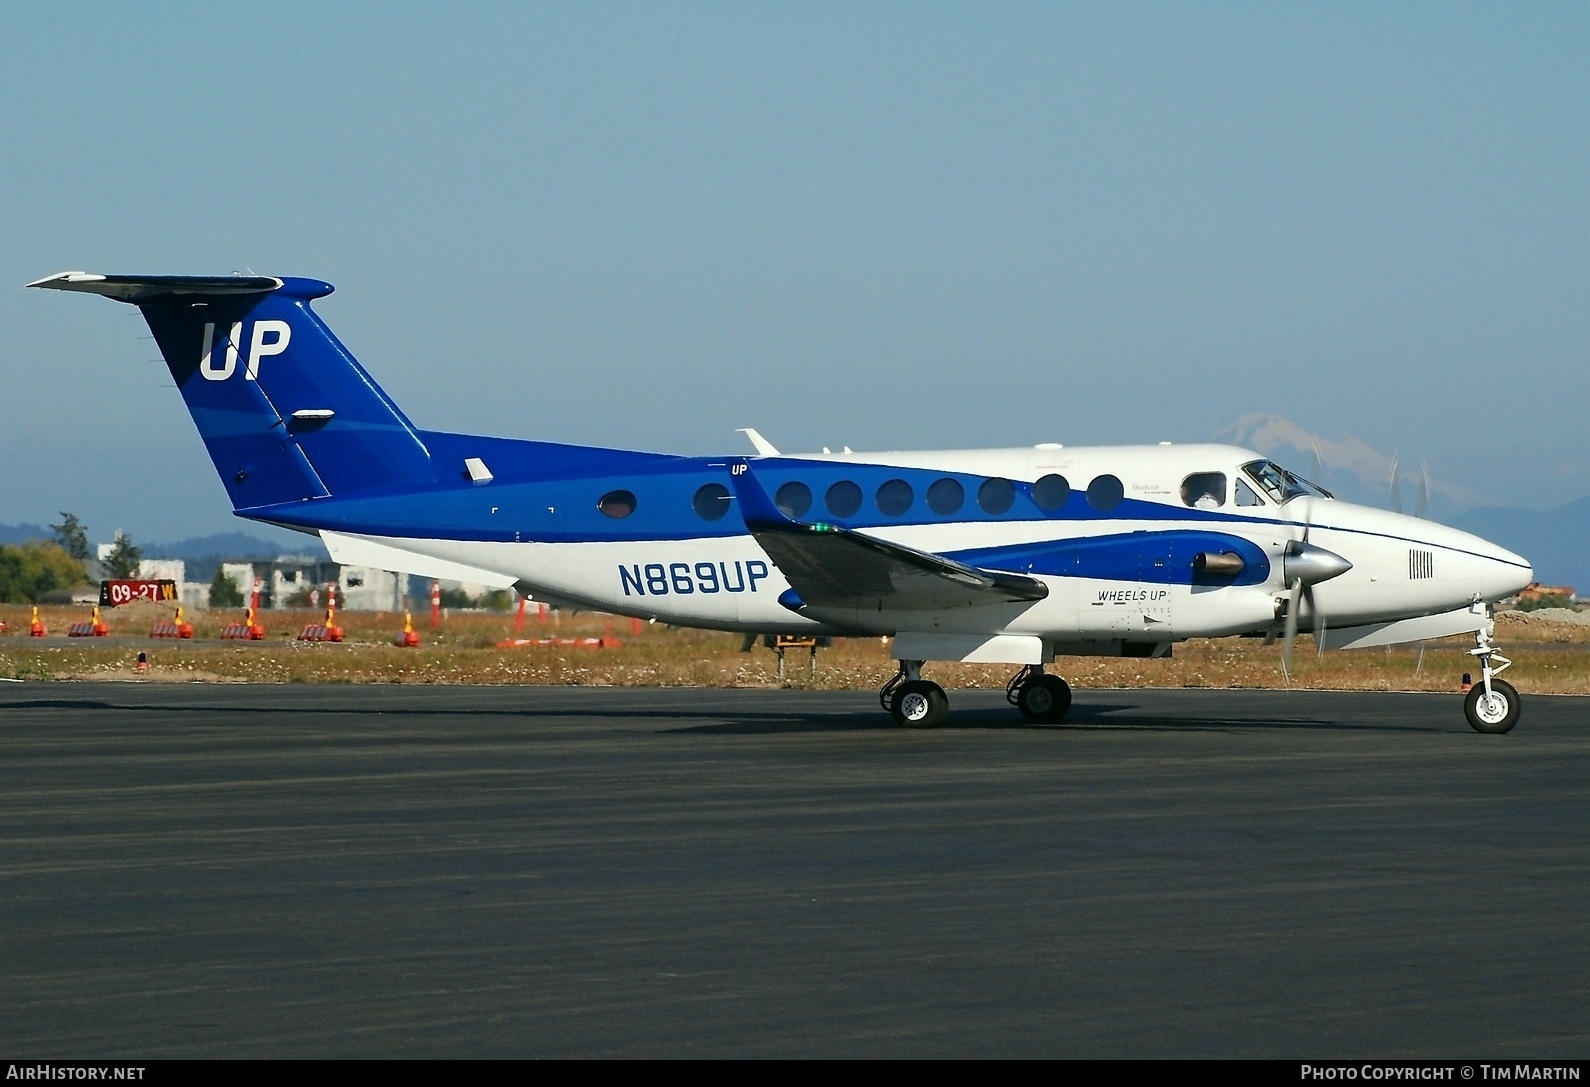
<box><xmin>3</xmin><ymin>3</ymin><xmax>1587</xmax><ymax>546</ymax></box>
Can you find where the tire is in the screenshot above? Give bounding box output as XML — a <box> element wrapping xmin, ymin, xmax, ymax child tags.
<box><xmin>1465</xmin><ymin>678</ymin><xmax>1521</xmax><ymax>734</ymax></box>
<box><xmin>1016</xmin><ymin>674</ymin><xmax>1072</xmax><ymax>723</ymax></box>
<box><xmin>891</xmin><ymin>680</ymin><xmax>949</xmax><ymax>728</ymax></box>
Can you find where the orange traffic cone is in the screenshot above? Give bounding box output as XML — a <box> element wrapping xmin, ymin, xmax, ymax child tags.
<box><xmin>324</xmin><ymin>586</ymin><xmax>343</xmax><ymax>642</ymax></box>
<box><xmin>175</xmin><ymin>606</ymin><xmax>194</xmax><ymax>639</ymax></box>
<box><xmin>395</xmin><ymin>610</ymin><xmax>421</xmax><ymax>648</ymax></box>
<box><xmin>30</xmin><ymin>606</ymin><xmax>46</xmax><ymax>637</ymax></box>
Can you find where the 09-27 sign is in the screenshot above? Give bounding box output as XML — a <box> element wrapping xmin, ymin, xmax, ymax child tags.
<box><xmin>99</xmin><ymin>580</ymin><xmax>178</xmax><ymax>607</ymax></box>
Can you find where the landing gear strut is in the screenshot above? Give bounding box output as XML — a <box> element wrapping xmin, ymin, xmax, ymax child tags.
<box><xmin>881</xmin><ymin>660</ymin><xmax>948</xmax><ymax>728</ymax></box>
<box><xmin>1007</xmin><ymin>664</ymin><xmax>1072</xmax><ymax>723</ymax></box>
<box><xmin>1466</xmin><ymin>619</ymin><xmax>1521</xmax><ymax>734</ymax></box>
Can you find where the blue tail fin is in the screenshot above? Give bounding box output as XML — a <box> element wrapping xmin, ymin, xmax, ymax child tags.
<box><xmin>30</xmin><ymin>273</ymin><xmax>432</xmax><ymax>510</ymax></box>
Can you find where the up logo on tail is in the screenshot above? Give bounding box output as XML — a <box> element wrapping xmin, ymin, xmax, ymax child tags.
<box><xmin>198</xmin><ymin>321</ymin><xmax>291</xmax><ymax>381</ymax></box>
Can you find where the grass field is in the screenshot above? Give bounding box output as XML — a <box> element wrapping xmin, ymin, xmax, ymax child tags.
<box><xmin>4</xmin><ymin>601</ymin><xmax>1588</xmax><ymax>694</ymax></box>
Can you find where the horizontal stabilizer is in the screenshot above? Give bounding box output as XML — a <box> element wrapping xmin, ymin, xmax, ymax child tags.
<box><xmin>28</xmin><ymin>271</ymin><xmax>282</xmax><ymax>303</ymax></box>
<box><xmin>320</xmin><ymin>530</ymin><xmax>516</xmax><ymax>589</ymax></box>
<box><xmin>728</xmin><ymin>461</ymin><xmax>1047</xmax><ymax>612</ymax></box>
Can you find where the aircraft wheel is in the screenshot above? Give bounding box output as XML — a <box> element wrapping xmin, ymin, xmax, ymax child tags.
<box><xmin>1016</xmin><ymin>674</ymin><xmax>1072</xmax><ymax>723</ymax></box>
<box><xmin>891</xmin><ymin>680</ymin><xmax>949</xmax><ymax>728</ymax></box>
<box><xmin>1465</xmin><ymin>678</ymin><xmax>1521</xmax><ymax>734</ymax></box>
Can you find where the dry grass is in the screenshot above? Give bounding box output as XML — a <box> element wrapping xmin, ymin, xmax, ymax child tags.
<box><xmin>2</xmin><ymin>602</ymin><xmax>1587</xmax><ymax>694</ymax></box>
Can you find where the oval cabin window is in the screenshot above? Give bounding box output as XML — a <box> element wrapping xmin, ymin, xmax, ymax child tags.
<box><xmin>1032</xmin><ymin>474</ymin><xmax>1070</xmax><ymax>512</ymax></box>
<box><xmin>926</xmin><ymin>478</ymin><xmax>964</xmax><ymax>515</ymax></box>
<box><xmin>1086</xmin><ymin>475</ymin><xmax>1124</xmax><ymax>513</ymax></box>
<box><xmin>598</xmin><ymin>489</ymin><xmax>638</xmax><ymax>519</ymax></box>
<box><xmin>876</xmin><ymin>479</ymin><xmax>914</xmax><ymax>517</ymax></box>
<box><xmin>1180</xmin><ymin>472</ymin><xmax>1226</xmax><ymax>509</ymax></box>
<box><xmin>692</xmin><ymin>483</ymin><xmax>731</xmax><ymax>521</ymax></box>
<box><xmin>978</xmin><ymin>477</ymin><xmax>1016</xmax><ymax>515</ymax></box>
<box><xmin>826</xmin><ymin>480</ymin><xmax>863</xmax><ymax>518</ymax></box>
<box><xmin>775</xmin><ymin>481</ymin><xmax>813</xmax><ymax>519</ymax></box>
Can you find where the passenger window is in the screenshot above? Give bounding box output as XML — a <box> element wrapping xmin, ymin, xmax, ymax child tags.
<box><xmin>598</xmin><ymin>489</ymin><xmax>637</xmax><ymax>518</ymax></box>
<box><xmin>1180</xmin><ymin>472</ymin><xmax>1226</xmax><ymax>509</ymax></box>
<box><xmin>1032</xmin><ymin>474</ymin><xmax>1070</xmax><ymax>512</ymax></box>
<box><xmin>926</xmin><ymin>478</ymin><xmax>964</xmax><ymax>515</ymax></box>
<box><xmin>693</xmin><ymin>483</ymin><xmax>731</xmax><ymax>521</ymax></box>
<box><xmin>1234</xmin><ymin>477</ymin><xmax>1264</xmax><ymax>507</ymax></box>
<box><xmin>876</xmin><ymin>479</ymin><xmax>914</xmax><ymax>517</ymax></box>
<box><xmin>825</xmin><ymin>480</ymin><xmax>863</xmax><ymax>518</ymax></box>
<box><xmin>775</xmin><ymin>481</ymin><xmax>812</xmax><ymax>519</ymax></box>
<box><xmin>1086</xmin><ymin>475</ymin><xmax>1124</xmax><ymax>513</ymax></box>
<box><xmin>977</xmin><ymin>477</ymin><xmax>1015</xmax><ymax>515</ymax></box>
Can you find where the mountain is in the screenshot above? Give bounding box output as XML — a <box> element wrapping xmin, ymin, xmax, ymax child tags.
<box><xmin>141</xmin><ymin>532</ymin><xmax>321</xmax><ymax>562</ymax></box>
<box><xmin>142</xmin><ymin>532</ymin><xmax>328</xmax><ymax>582</ymax></box>
<box><xmin>1452</xmin><ymin>497</ymin><xmax>1590</xmax><ymax>593</ymax></box>
<box><xmin>1214</xmin><ymin>413</ymin><xmax>1487</xmax><ymax>520</ymax></box>
<box><xmin>0</xmin><ymin>523</ymin><xmax>53</xmax><ymax>545</ymax></box>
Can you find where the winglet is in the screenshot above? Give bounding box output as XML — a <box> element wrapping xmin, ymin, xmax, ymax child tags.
<box><xmin>736</xmin><ymin>428</ymin><xmax>780</xmax><ymax>456</ymax></box>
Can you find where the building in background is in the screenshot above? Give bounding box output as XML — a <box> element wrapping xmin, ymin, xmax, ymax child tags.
<box><xmin>337</xmin><ymin>566</ymin><xmax>405</xmax><ymax>612</ymax></box>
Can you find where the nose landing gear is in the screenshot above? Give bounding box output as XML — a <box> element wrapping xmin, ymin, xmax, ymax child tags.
<box><xmin>1465</xmin><ymin>620</ymin><xmax>1521</xmax><ymax>734</ymax></box>
<box><xmin>1007</xmin><ymin>664</ymin><xmax>1072</xmax><ymax>723</ymax></box>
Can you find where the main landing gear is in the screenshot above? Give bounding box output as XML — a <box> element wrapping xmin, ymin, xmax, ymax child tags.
<box><xmin>879</xmin><ymin>661</ymin><xmax>1074</xmax><ymax>727</ymax></box>
<box><xmin>1007</xmin><ymin>664</ymin><xmax>1072</xmax><ymax>724</ymax></box>
<box><xmin>881</xmin><ymin>660</ymin><xmax>949</xmax><ymax>728</ymax></box>
<box><xmin>1465</xmin><ymin>620</ymin><xmax>1521</xmax><ymax>734</ymax></box>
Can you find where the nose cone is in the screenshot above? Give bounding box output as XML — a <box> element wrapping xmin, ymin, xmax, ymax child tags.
<box><xmin>1481</xmin><ymin>542</ymin><xmax>1533</xmax><ymax>600</ymax></box>
<box><xmin>1418</xmin><ymin>519</ymin><xmax>1533</xmax><ymax>602</ymax></box>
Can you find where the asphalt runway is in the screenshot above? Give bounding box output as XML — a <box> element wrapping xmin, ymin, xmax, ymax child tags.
<box><xmin>0</xmin><ymin>683</ymin><xmax>1586</xmax><ymax>1058</ymax></box>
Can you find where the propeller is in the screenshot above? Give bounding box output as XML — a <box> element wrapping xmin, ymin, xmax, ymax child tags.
<box><xmin>1416</xmin><ymin>460</ymin><xmax>1430</xmax><ymax>519</ymax></box>
<box><xmin>1278</xmin><ymin>495</ymin><xmax>1354</xmax><ymax>679</ymax></box>
<box><xmin>1388</xmin><ymin>453</ymin><xmax>1402</xmax><ymax>515</ymax></box>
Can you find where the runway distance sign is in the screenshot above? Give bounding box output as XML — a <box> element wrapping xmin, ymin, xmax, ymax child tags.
<box><xmin>99</xmin><ymin>580</ymin><xmax>178</xmax><ymax>607</ymax></box>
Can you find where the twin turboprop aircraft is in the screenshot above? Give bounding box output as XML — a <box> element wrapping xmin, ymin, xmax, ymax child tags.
<box><xmin>31</xmin><ymin>272</ymin><xmax>1535</xmax><ymax>732</ymax></box>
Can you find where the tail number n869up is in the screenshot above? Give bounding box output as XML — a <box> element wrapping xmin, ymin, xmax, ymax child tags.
<box><xmin>619</xmin><ymin>560</ymin><xmax>769</xmax><ymax>596</ymax></box>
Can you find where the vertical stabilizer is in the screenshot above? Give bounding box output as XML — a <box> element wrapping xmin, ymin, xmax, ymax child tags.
<box><xmin>29</xmin><ymin>273</ymin><xmax>433</xmax><ymax>510</ymax></box>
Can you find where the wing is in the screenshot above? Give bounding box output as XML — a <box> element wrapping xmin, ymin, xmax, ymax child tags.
<box><xmin>728</xmin><ymin>463</ymin><xmax>1048</xmax><ymax>613</ymax></box>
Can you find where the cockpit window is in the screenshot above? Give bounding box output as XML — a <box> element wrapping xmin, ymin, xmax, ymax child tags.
<box><xmin>1180</xmin><ymin>472</ymin><xmax>1226</xmax><ymax>509</ymax></box>
<box><xmin>1241</xmin><ymin>460</ymin><xmax>1332</xmax><ymax>504</ymax></box>
<box><xmin>1234</xmin><ymin>477</ymin><xmax>1264</xmax><ymax>507</ymax></box>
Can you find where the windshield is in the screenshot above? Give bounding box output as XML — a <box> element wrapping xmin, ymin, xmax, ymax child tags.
<box><xmin>1241</xmin><ymin>460</ymin><xmax>1333</xmax><ymax>504</ymax></box>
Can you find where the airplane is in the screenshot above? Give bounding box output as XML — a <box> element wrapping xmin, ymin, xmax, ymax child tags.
<box><xmin>29</xmin><ymin>271</ymin><xmax>1534</xmax><ymax>733</ymax></box>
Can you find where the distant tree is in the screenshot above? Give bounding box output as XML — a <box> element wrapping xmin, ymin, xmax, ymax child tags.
<box><xmin>209</xmin><ymin>567</ymin><xmax>245</xmax><ymax>609</ymax></box>
<box><xmin>49</xmin><ymin>512</ymin><xmax>89</xmax><ymax>562</ymax></box>
<box><xmin>0</xmin><ymin>543</ymin><xmax>87</xmax><ymax>603</ymax></box>
<box><xmin>102</xmin><ymin>531</ymin><xmax>143</xmax><ymax>579</ymax></box>
<box><xmin>438</xmin><ymin>587</ymin><xmax>474</xmax><ymax>609</ymax></box>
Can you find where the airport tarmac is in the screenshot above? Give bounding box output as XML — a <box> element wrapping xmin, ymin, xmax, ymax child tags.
<box><xmin>0</xmin><ymin>683</ymin><xmax>1586</xmax><ymax>1058</ymax></box>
